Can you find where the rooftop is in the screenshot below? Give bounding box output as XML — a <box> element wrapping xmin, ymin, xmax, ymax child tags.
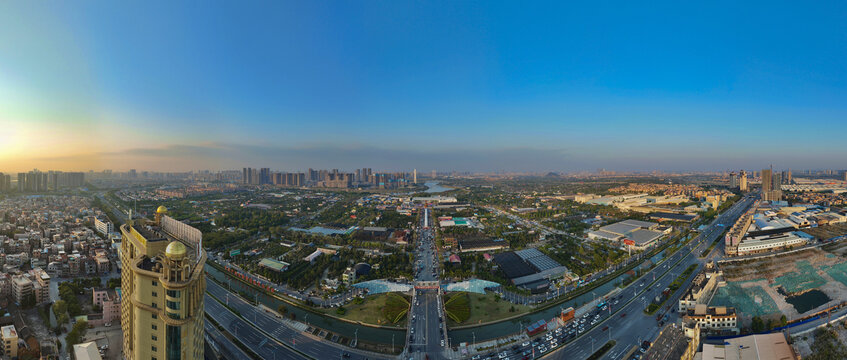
<box><xmin>700</xmin><ymin>332</ymin><xmax>797</xmax><ymax>360</ymax></box>
<box><xmin>1</xmin><ymin>325</ymin><xmax>16</xmax><ymax>338</ymax></box>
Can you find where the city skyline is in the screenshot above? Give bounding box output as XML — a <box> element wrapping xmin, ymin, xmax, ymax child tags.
<box><xmin>2</xmin><ymin>2</ymin><xmax>847</xmax><ymax>171</ymax></box>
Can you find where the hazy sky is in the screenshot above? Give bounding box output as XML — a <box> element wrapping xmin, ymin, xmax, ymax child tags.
<box><xmin>1</xmin><ymin>1</ymin><xmax>846</xmax><ymax>172</ymax></box>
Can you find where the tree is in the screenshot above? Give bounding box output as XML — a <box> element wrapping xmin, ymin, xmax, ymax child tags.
<box><xmin>751</xmin><ymin>316</ymin><xmax>765</xmax><ymax>333</ymax></box>
<box><xmin>65</xmin><ymin>320</ymin><xmax>89</xmax><ymax>352</ymax></box>
<box><xmin>277</xmin><ymin>305</ymin><xmax>287</xmax><ymax>315</ymax></box>
<box><xmin>780</xmin><ymin>315</ymin><xmax>787</xmax><ymax>327</ymax></box>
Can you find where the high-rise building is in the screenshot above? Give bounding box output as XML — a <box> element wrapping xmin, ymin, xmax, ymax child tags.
<box><xmin>784</xmin><ymin>169</ymin><xmax>792</xmax><ymax>184</ymax></box>
<box><xmin>843</xmin><ymin>171</ymin><xmax>847</xmax><ymax>182</ymax></box>
<box><xmin>761</xmin><ymin>167</ymin><xmax>782</xmax><ymax>201</ymax></box>
<box><xmin>739</xmin><ymin>170</ymin><xmax>748</xmax><ymax>192</ymax></box>
<box><xmin>260</xmin><ymin>168</ymin><xmax>271</xmax><ymax>184</ymax></box>
<box><xmin>120</xmin><ymin>206</ymin><xmax>205</xmax><ymax>360</ymax></box>
<box><xmin>761</xmin><ymin>168</ymin><xmax>772</xmax><ymax>193</ymax></box>
<box><xmin>729</xmin><ymin>172</ymin><xmax>738</xmax><ymax>189</ymax></box>
<box><xmin>413</xmin><ymin>169</ymin><xmax>417</xmax><ymax>184</ymax></box>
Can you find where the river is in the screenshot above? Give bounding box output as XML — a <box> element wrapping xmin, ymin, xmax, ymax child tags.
<box><xmin>205</xmin><ymin>265</ymin><xmax>406</xmax><ymax>346</ymax></box>
<box><xmin>424</xmin><ymin>181</ymin><xmax>452</xmax><ymax>193</ymax></box>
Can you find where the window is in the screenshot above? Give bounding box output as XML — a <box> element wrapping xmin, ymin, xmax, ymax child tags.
<box><xmin>152</xmin><ymin>335</ymin><xmax>157</xmax><ymax>341</ymax></box>
<box><xmin>167</xmin><ymin>290</ymin><xmax>180</xmax><ymax>298</ymax></box>
<box><xmin>152</xmin><ymin>281</ymin><xmax>158</xmax><ymax>286</ymax></box>
<box><xmin>152</xmin><ymin>324</ymin><xmax>157</xmax><ymax>330</ymax></box>
<box><xmin>152</xmin><ymin>303</ymin><xmax>158</xmax><ymax>308</ymax></box>
<box><xmin>152</xmin><ymin>313</ymin><xmax>157</xmax><ymax>319</ymax></box>
<box><xmin>151</xmin><ymin>346</ymin><xmax>157</xmax><ymax>352</ymax></box>
<box><xmin>152</xmin><ymin>291</ymin><xmax>158</xmax><ymax>297</ymax></box>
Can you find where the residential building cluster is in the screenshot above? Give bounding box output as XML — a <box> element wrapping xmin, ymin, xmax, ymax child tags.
<box><xmin>0</xmin><ymin>196</ymin><xmax>118</xmax><ymax>305</ymax></box>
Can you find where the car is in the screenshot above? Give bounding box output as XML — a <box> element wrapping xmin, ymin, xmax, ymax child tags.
<box><xmin>342</xmin><ymin>353</ymin><xmax>351</xmax><ymax>358</ymax></box>
<box><xmin>498</xmin><ymin>352</ymin><xmax>508</xmax><ymax>359</ymax></box>
<box><xmin>640</xmin><ymin>348</ymin><xmax>647</xmax><ymax>354</ymax></box>
<box><xmin>602</xmin><ymin>326</ymin><xmax>609</xmax><ymax>331</ymax></box>
<box><xmin>471</xmin><ymin>356</ymin><xmax>482</xmax><ymax>360</ymax></box>
<box><xmin>521</xmin><ymin>342</ymin><xmax>530</xmax><ymax>347</ymax></box>
<box><xmin>441</xmin><ymin>340</ymin><xmax>445</xmax><ymax>347</ymax></box>
<box><xmin>620</xmin><ymin>313</ymin><xmax>627</xmax><ymax>318</ymax></box>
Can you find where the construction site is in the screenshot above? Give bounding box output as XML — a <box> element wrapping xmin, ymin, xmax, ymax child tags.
<box><xmin>709</xmin><ymin>241</ymin><xmax>847</xmax><ymax>327</ymax></box>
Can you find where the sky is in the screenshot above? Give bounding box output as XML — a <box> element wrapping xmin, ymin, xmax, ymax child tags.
<box><xmin>1</xmin><ymin>1</ymin><xmax>846</xmax><ymax>172</ymax></box>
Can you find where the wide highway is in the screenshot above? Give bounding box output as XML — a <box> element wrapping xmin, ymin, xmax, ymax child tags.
<box><xmin>205</xmin><ymin>278</ymin><xmax>393</xmax><ymax>360</ymax></box>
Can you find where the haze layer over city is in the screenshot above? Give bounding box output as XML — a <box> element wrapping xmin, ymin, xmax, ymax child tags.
<box><xmin>1</xmin><ymin>2</ymin><xmax>846</xmax><ymax>360</ymax></box>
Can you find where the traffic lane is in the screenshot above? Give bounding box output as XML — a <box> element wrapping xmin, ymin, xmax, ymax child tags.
<box><xmin>207</xmin><ymin>279</ymin><xmax>390</xmax><ymax>360</ymax></box>
<box><xmin>204</xmin><ymin>317</ymin><xmax>255</xmax><ymax>360</ymax></box>
<box><xmin>547</xmin><ymin>220</ymin><xmax>740</xmax><ymax>358</ymax></box>
<box><xmin>206</xmin><ymin>295</ymin><xmax>305</xmax><ymax>360</ymax></box>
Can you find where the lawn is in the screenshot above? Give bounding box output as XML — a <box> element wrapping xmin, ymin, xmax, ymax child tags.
<box><xmin>319</xmin><ymin>293</ymin><xmax>410</xmax><ymax>327</ymax></box>
<box><xmin>449</xmin><ymin>292</ymin><xmax>532</xmax><ymax>326</ymax></box>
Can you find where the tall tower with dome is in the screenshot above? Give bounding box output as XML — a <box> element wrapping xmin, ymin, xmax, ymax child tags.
<box><xmin>119</xmin><ymin>205</ymin><xmax>206</xmax><ymax>360</ymax></box>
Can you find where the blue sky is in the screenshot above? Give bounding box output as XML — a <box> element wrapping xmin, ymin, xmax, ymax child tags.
<box><xmin>1</xmin><ymin>1</ymin><xmax>846</xmax><ymax>172</ymax></box>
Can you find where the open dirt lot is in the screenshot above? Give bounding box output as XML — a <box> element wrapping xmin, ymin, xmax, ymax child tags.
<box><xmin>713</xmin><ymin>247</ymin><xmax>847</xmax><ymax>325</ymax></box>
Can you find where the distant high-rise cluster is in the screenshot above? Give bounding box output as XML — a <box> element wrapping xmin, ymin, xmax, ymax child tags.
<box><xmin>241</xmin><ymin>166</ymin><xmax>416</xmax><ymax>189</ymax></box>
<box><xmin>729</xmin><ymin>170</ymin><xmax>748</xmax><ymax>192</ymax></box>
<box><xmin>10</xmin><ymin>170</ymin><xmax>85</xmax><ymax>192</ymax></box>
<box><xmin>0</xmin><ymin>173</ymin><xmax>11</xmax><ymax>192</ymax></box>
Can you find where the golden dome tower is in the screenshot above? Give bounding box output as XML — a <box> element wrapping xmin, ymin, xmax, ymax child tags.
<box><xmin>155</xmin><ymin>205</ymin><xmax>168</xmax><ymax>225</ymax></box>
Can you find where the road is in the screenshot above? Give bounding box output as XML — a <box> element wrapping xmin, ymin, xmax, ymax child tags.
<box><xmin>205</xmin><ymin>277</ymin><xmax>392</xmax><ymax>360</ymax></box>
<box><xmin>484</xmin><ymin>205</ymin><xmax>680</xmax><ymax>306</ymax></box>
<box><xmin>541</xmin><ymin>195</ymin><xmax>757</xmax><ymax>360</ymax></box>
<box><xmin>456</xmin><ymin>195</ymin><xmax>755</xmax><ymax>360</ymax></box>
<box><xmin>204</xmin><ymin>316</ymin><xmax>256</xmax><ymax>360</ymax></box>
<box><xmin>205</xmin><ymin>293</ymin><xmax>306</xmax><ymax>360</ymax></box>
<box><xmin>407</xmin><ymin>207</ymin><xmax>449</xmax><ymax>359</ymax></box>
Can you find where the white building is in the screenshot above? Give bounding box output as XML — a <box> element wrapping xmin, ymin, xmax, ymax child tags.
<box><xmin>94</xmin><ymin>218</ymin><xmax>113</xmax><ymax>235</ymax></box>
<box><xmin>736</xmin><ymin>232</ymin><xmax>808</xmax><ymax>255</ymax></box>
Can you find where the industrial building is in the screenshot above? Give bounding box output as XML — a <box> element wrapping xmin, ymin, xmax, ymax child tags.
<box><xmin>588</xmin><ymin>219</ymin><xmax>667</xmax><ymax>250</ymax></box>
<box><xmin>493</xmin><ymin>248</ymin><xmax>569</xmax><ymax>292</ymax></box>
<box><xmin>648</xmin><ymin>212</ymin><xmax>699</xmax><ymax>222</ymax></box>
